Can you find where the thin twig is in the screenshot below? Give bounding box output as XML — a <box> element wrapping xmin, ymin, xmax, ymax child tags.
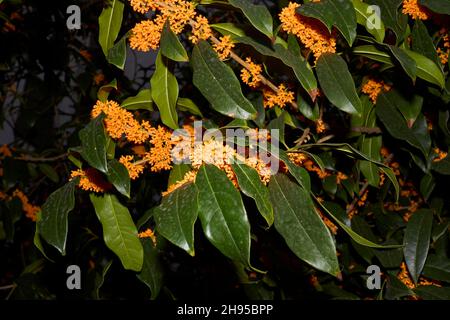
<box><xmin>351</xmin><ymin>127</ymin><xmax>382</xmax><ymax>134</ymax></box>
<box><xmin>15</xmin><ymin>153</ymin><xmax>67</xmax><ymax>162</ymax></box>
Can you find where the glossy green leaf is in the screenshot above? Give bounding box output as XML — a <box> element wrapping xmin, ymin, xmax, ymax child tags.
<box><xmin>211</xmin><ymin>23</ymin><xmax>246</xmax><ymax>38</ymax></box>
<box><xmin>353</xmin><ymin>45</ymin><xmax>394</xmax><ymax>66</ymax></box>
<box><xmin>419</xmin><ymin>0</ymin><xmax>450</xmax><ymax>15</ymax></box>
<box><xmin>168</xmin><ymin>164</ymin><xmax>191</xmax><ymax>186</ymax></box>
<box><xmin>195</xmin><ymin>164</ymin><xmax>251</xmax><ymax>267</ymax></box>
<box><xmin>228</xmin><ymin>0</ymin><xmax>273</xmax><ymax>38</ymax></box>
<box><xmin>404</xmin><ymin>49</ymin><xmax>445</xmax><ymax>89</ymax></box>
<box><xmin>160</xmin><ymin>21</ymin><xmax>188</xmax><ymax>62</ymax></box>
<box><xmin>154</xmin><ymin>183</ymin><xmax>198</xmax><ymax>256</ymax></box>
<box><xmin>273</xmin><ymin>44</ymin><xmax>318</xmax><ymax>100</ymax></box>
<box><xmin>107</xmin><ymin>159</ymin><xmax>130</xmax><ymax>198</ymax></box>
<box><xmin>269</xmin><ymin>174</ymin><xmax>340</xmax><ymax>276</ymax></box>
<box><xmin>232</xmin><ymin>163</ymin><xmax>274</xmax><ymax>227</ymax></box>
<box><xmin>316</xmin><ymin>53</ymin><xmax>362</xmax><ymax>115</ymax></box>
<box><xmin>368</xmin><ymin>0</ymin><xmax>406</xmax><ymax>42</ymax></box>
<box><xmin>151</xmin><ymin>52</ymin><xmax>179</xmax><ymax>129</ymax></box>
<box><xmin>432</xmin><ymin>155</ymin><xmax>450</xmax><ymax>175</ymax></box>
<box><xmin>38</xmin><ymin>179</ymin><xmax>77</xmax><ymax>255</ymax></box>
<box><xmin>423</xmin><ymin>254</ymin><xmax>450</xmax><ymax>283</ymax></box>
<box><xmin>121</xmin><ymin>89</ymin><xmax>153</xmax><ymax>111</ymax></box>
<box><xmin>97</xmin><ymin>79</ymin><xmax>117</xmax><ymax>102</ymax></box>
<box><xmin>403</xmin><ymin>209</ymin><xmax>433</xmax><ymax>284</ymax></box>
<box><xmin>79</xmin><ymin>114</ymin><xmax>108</xmax><ymax>173</ymax></box>
<box><xmin>176</xmin><ymin>97</ymin><xmax>203</xmax><ymax>116</ymax></box>
<box><xmin>98</xmin><ymin>0</ymin><xmax>124</xmax><ymax>56</ymax></box>
<box><xmin>90</xmin><ymin>194</ymin><xmax>143</xmax><ymax>271</ymax></box>
<box><xmin>191</xmin><ymin>41</ymin><xmax>256</xmax><ymax>120</ymax></box>
<box><xmin>352</xmin><ymin>0</ymin><xmax>385</xmax><ymax>42</ymax></box>
<box><xmin>414</xmin><ymin>286</ymin><xmax>450</xmax><ymax>300</ymax></box>
<box><xmin>389</xmin><ymin>46</ymin><xmax>417</xmax><ymax>81</ymax></box>
<box><xmin>297</xmin><ymin>0</ymin><xmax>357</xmax><ymax>45</ymax></box>
<box><xmin>376</xmin><ymin>92</ymin><xmax>428</xmax><ymax>157</ymax></box>
<box><xmin>107</xmin><ymin>33</ymin><xmax>127</xmax><ymax>70</ymax></box>
<box><xmin>412</xmin><ymin>20</ymin><xmax>441</xmax><ymax>66</ymax></box>
<box><xmin>137</xmin><ymin>239</ymin><xmax>164</xmax><ymax>299</ymax></box>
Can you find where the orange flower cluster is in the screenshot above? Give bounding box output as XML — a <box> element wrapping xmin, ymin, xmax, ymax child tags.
<box><xmin>263</xmin><ymin>85</ymin><xmax>295</xmax><ymax>109</ymax></box>
<box><xmin>129</xmin><ymin>0</ymin><xmax>203</xmax><ymax>51</ymax></box>
<box><xmin>279</xmin><ymin>2</ymin><xmax>336</xmax><ymax>61</ymax></box>
<box><xmin>144</xmin><ymin>126</ymin><xmax>175</xmax><ymax>172</ymax></box>
<box><xmin>91</xmin><ymin>100</ymin><xmax>151</xmax><ymax>144</ymax></box>
<box><xmin>11</xmin><ymin>189</ymin><xmax>40</xmax><ymax>222</ymax></box>
<box><xmin>119</xmin><ymin>155</ymin><xmax>145</xmax><ymax>180</ymax></box>
<box><xmin>70</xmin><ymin>168</ymin><xmax>111</xmax><ymax>193</ymax></box>
<box><xmin>402</xmin><ymin>0</ymin><xmax>430</xmax><ymax>20</ymax></box>
<box><xmin>240</xmin><ymin>58</ymin><xmax>262</xmax><ymax>88</ymax></box>
<box><xmin>162</xmin><ymin>170</ymin><xmax>197</xmax><ymax>196</ymax></box>
<box><xmin>433</xmin><ymin>148</ymin><xmax>448</xmax><ymax>162</ymax></box>
<box><xmin>362</xmin><ymin>78</ymin><xmax>391</xmax><ymax>103</ymax></box>
<box><xmin>288</xmin><ymin>152</ymin><xmax>330</xmax><ymax>179</ymax></box>
<box><xmin>315</xmin><ymin>119</ymin><xmax>327</xmax><ymax>134</ymax></box>
<box><xmin>398</xmin><ymin>262</ymin><xmax>441</xmax><ymax>289</ymax></box>
<box><xmin>138</xmin><ymin>228</ymin><xmax>157</xmax><ymax>246</ymax></box>
<box><xmin>317</xmin><ymin>208</ymin><xmax>338</xmax><ymax>235</ymax></box>
<box><xmin>0</xmin><ymin>144</ymin><xmax>12</xmax><ymax>158</ymax></box>
<box><xmin>189</xmin><ymin>15</ymin><xmax>212</xmax><ymax>44</ymax></box>
<box><xmin>213</xmin><ymin>35</ymin><xmax>235</xmax><ymax>60</ymax></box>
<box><xmin>437</xmin><ymin>30</ymin><xmax>449</xmax><ymax>65</ymax></box>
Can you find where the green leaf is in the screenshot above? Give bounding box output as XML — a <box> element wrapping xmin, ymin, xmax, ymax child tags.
<box><xmin>151</xmin><ymin>52</ymin><xmax>179</xmax><ymax>129</ymax></box>
<box><xmin>353</xmin><ymin>45</ymin><xmax>394</xmax><ymax>66</ymax></box>
<box><xmin>176</xmin><ymin>97</ymin><xmax>203</xmax><ymax>116</ymax></box>
<box><xmin>419</xmin><ymin>0</ymin><xmax>450</xmax><ymax>15</ymax></box>
<box><xmin>168</xmin><ymin>164</ymin><xmax>191</xmax><ymax>186</ymax></box>
<box><xmin>404</xmin><ymin>49</ymin><xmax>445</xmax><ymax>89</ymax></box>
<box><xmin>423</xmin><ymin>254</ymin><xmax>450</xmax><ymax>283</ymax></box>
<box><xmin>412</xmin><ymin>20</ymin><xmax>441</xmax><ymax>66</ymax></box>
<box><xmin>98</xmin><ymin>0</ymin><xmax>124</xmax><ymax>57</ymax></box>
<box><xmin>316</xmin><ymin>196</ymin><xmax>402</xmax><ymax>248</ymax></box>
<box><xmin>297</xmin><ymin>0</ymin><xmax>357</xmax><ymax>45</ymax></box>
<box><xmin>34</xmin><ymin>222</ymin><xmax>54</xmax><ymax>262</ymax></box>
<box><xmin>228</xmin><ymin>0</ymin><xmax>273</xmax><ymax>38</ymax></box>
<box><xmin>211</xmin><ymin>23</ymin><xmax>246</xmax><ymax>38</ymax></box>
<box><xmin>432</xmin><ymin>155</ymin><xmax>450</xmax><ymax>175</ymax></box>
<box><xmin>107</xmin><ymin>159</ymin><xmax>130</xmax><ymax>198</ymax></box>
<box><xmin>79</xmin><ymin>114</ymin><xmax>108</xmax><ymax>173</ymax></box>
<box><xmin>137</xmin><ymin>239</ymin><xmax>164</xmax><ymax>299</ymax></box>
<box><xmin>389</xmin><ymin>46</ymin><xmax>417</xmax><ymax>81</ymax></box>
<box><xmin>269</xmin><ymin>174</ymin><xmax>339</xmax><ymax>276</ymax></box>
<box><xmin>403</xmin><ymin>209</ymin><xmax>433</xmax><ymax>284</ymax></box>
<box><xmin>316</xmin><ymin>53</ymin><xmax>362</xmax><ymax>115</ymax></box>
<box><xmin>367</xmin><ymin>0</ymin><xmax>406</xmax><ymax>42</ymax></box>
<box><xmin>232</xmin><ymin>163</ymin><xmax>274</xmax><ymax>227</ymax></box>
<box><xmin>38</xmin><ymin>163</ymin><xmax>59</xmax><ymax>183</ymax></box>
<box><xmin>272</xmin><ymin>44</ymin><xmax>318</xmax><ymax>100</ymax></box>
<box><xmin>191</xmin><ymin>41</ymin><xmax>256</xmax><ymax>120</ymax></box>
<box><xmin>38</xmin><ymin>179</ymin><xmax>77</xmax><ymax>255</ymax></box>
<box><xmin>154</xmin><ymin>183</ymin><xmax>198</xmax><ymax>256</ymax></box>
<box><xmin>107</xmin><ymin>33</ymin><xmax>127</xmax><ymax>70</ymax></box>
<box><xmin>160</xmin><ymin>21</ymin><xmax>188</xmax><ymax>62</ymax></box>
<box><xmin>97</xmin><ymin>79</ymin><xmax>117</xmax><ymax>102</ymax></box>
<box><xmin>376</xmin><ymin>92</ymin><xmax>428</xmax><ymax>157</ymax></box>
<box><xmin>195</xmin><ymin>165</ymin><xmax>252</xmax><ymax>267</ymax></box>
<box><xmin>351</xmin><ymin>0</ymin><xmax>385</xmax><ymax>42</ymax></box>
<box><xmin>90</xmin><ymin>194</ymin><xmax>143</xmax><ymax>271</ymax></box>
<box><xmin>414</xmin><ymin>286</ymin><xmax>450</xmax><ymax>300</ymax></box>
<box><xmin>121</xmin><ymin>89</ymin><xmax>153</xmax><ymax>111</ymax></box>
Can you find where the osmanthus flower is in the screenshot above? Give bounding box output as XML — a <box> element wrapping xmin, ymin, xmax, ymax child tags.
<box><xmin>213</xmin><ymin>35</ymin><xmax>235</xmax><ymax>61</ymax></box>
<box><xmin>162</xmin><ymin>170</ymin><xmax>197</xmax><ymax>196</ymax></box>
<box><xmin>91</xmin><ymin>100</ymin><xmax>151</xmax><ymax>144</ymax></box>
<box><xmin>119</xmin><ymin>155</ymin><xmax>145</xmax><ymax>180</ymax></box>
<box><xmin>288</xmin><ymin>152</ymin><xmax>330</xmax><ymax>179</ymax></box>
<box><xmin>70</xmin><ymin>168</ymin><xmax>111</xmax><ymax>193</ymax></box>
<box><xmin>138</xmin><ymin>228</ymin><xmax>157</xmax><ymax>246</ymax></box>
<box><xmin>316</xmin><ymin>208</ymin><xmax>338</xmax><ymax>235</ymax></box>
<box><xmin>240</xmin><ymin>58</ymin><xmax>262</xmax><ymax>88</ymax></box>
<box><xmin>11</xmin><ymin>189</ymin><xmax>40</xmax><ymax>222</ymax></box>
<box><xmin>398</xmin><ymin>262</ymin><xmax>441</xmax><ymax>290</ymax></box>
<box><xmin>129</xmin><ymin>0</ymin><xmax>196</xmax><ymax>52</ymax></box>
<box><xmin>433</xmin><ymin>148</ymin><xmax>448</xmax><ymax>162</ymax></box>
<box><xmin>402</xmin><ymin>0</ymin><xmax>430</xmax><ymax>20</ymax></box>
<box><xmin>437</xmin><ymin>29</ymin><xmax>449</xmax><ymax>65</ymax></box>
<box><xmin>279</xmin><ymin>2</ymin><xmax>336</xmax><ymax>61</ymax></box>
<box><xmin>189</xmin><ymin>15</ymin><xmax>212</xmax><ymax>44</ymax></box>
<box><xmin>263</xmin><ymin>84</ymin><xmax>295</xmax><ymax>109</ymax></box>
<box><xmin>144</xmin><ymin>126</ymin><xmax>175</xmax><ymax>172</ymax></box>
<box><xmin>315</xmin><ymin>119</ymin><xmax>327</xmax><ymax>134</ymax></box>
<box><xmin>0</xmin><ymin>144</ymin><xmax>12</xmax><ymax>158</ymax></box>
<box><xmin>361</xmin><ymin>78</ymin><xmax>391</xmax><ymax>104</ymax></box>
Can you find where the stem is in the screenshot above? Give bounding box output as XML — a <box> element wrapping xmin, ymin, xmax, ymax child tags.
<box><xmin>15</xmin><ymin>153</ymin><xmax>67</xmax><ymax>162</ymax></box>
